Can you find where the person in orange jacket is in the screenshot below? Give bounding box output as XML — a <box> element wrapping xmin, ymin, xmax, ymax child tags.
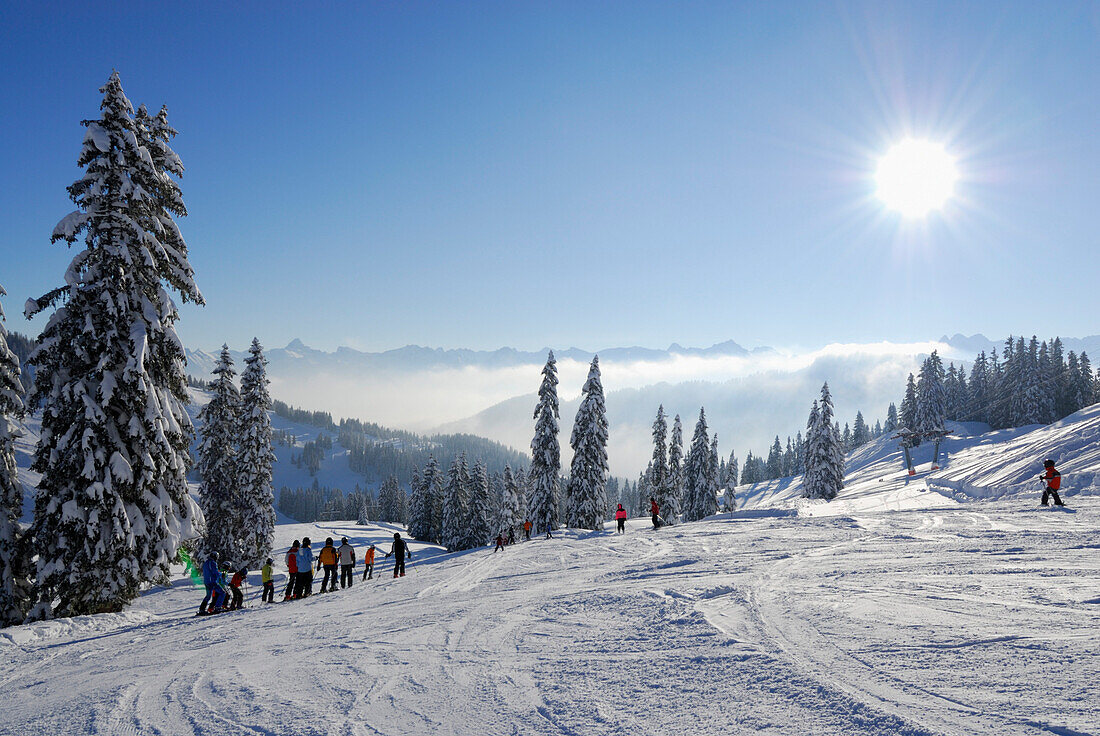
<box><xmin>614</xmin><ymin>504</ymin><xmax>628</xmax><ymax>534</ymax></box>
<box><xmin>361</xmin><ymin>544</ymin><xmax>376</xmax><ymax>581</ymax></box>
<box><xmin>317</xmin><ymin>537</ymin><xmax>339</xmax><ymax>593</ymax></box>
<box><xmin>1039</xmin><ymin>459</ymin><xmax>1065</xmax><ymax>506</ymax></box>
<box><xmin>522</xmin><ymin>519</ymin><xmax>532</xmax><ymax>541</ymax></box>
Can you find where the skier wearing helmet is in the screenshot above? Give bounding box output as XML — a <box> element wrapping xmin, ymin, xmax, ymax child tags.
<box><xmin>384</xmin><ymin>532</ymin><xmax>413</xmax><ymax>578</ymax></box>
<box><xmin>1039</xmin><ymin>459</ymin><xmax>1065</xmax><ymax>507</ymax></box>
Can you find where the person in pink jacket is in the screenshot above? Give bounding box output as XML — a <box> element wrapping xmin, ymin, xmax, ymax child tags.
<box><xmin>614</xmin><ymin>504</ymin><xmax>628</xmax><ymax>534</ymax></box>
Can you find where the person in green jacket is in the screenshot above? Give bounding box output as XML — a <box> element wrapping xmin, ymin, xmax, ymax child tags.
<box><xmin>261</xmin><ymin>558</ymin><xmax>275</xmax><ymax>603</ymax></box>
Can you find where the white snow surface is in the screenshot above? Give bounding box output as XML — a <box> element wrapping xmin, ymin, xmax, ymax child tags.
<box><xmin>2</xmin><ymin>504</ymin><xmax>1098</xmax><ymax>735</ymax></box>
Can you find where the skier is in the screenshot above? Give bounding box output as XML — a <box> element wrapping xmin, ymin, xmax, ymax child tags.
<box><xmin>261</xmin><ymin>558</ymin><xmax>275</xmax><ymax>603</ymax></box>
<box><xmin>295</xmin><ymin>537</ymin><xmax>314</xmax><ymax>598</ymax></box>
<box><xmin>213</xmin><ymin>563</ymin><xmax>232</xmax><ymax>613</ymax></box>
<box><xmin>1039</xmin><ymin>459</ymin><xmax>1065</xmax><ymax>507</ymax></box>
<box><xmin>384</xmin><ymin>533</ymin><xmax>413</xmax><ymax>578</ymax></box>
<box><xmin>283</xmin><ymin>540</ymin><xmax>299</xmax><ymax>601</ymax></box>
<box><xmin>545</xmin><ymin>523</ymin><xmax>554</xmax><ymax>540</ymax></box>
<box><xmin>229</xmin><ymin>567</ymin><xmax>247</xmax><ymax>610</ymax></box>
<box><xmin>198</xmin><ymin>551</ymin><xmax>220</xmax><ymax>615</ymax></box>
<box><xmin>494</xmin><ymin>533</ymin><xmax>505</xmax><ymax>552</ymax></box>
<box><xmin>615</xmin><ymin>503</ymin><xmax>628</xmax><ymax>534</ymax></box>
<box><xmin>650</xmin><ymin>497</ymin><xmax>661</xmax><ymax>529</ymax></box>
<box><xmin>317</xmin><ymin>537</ymin><xmax>339</xmax><ymax>593</ymax></box>
<box><xmin>362</xmin><ymin>543</ymin><xmax>376</xmax><ymax>581</ymax></box>
<box><xmin>523</xmin><ymin>518</ymin><xmax>532</xmax><ymax>541</ymax></box>
<box><xmin>338</xmin><ymin>537</ymin><xmax>356</xmax><ymax>589</ymax></box>
<box><xmin>507</xmin><ymin>527</ymin><xmax>516</xmax><ymax>545</ymax></box>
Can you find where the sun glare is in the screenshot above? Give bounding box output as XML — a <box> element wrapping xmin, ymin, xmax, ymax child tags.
<box><xmin>875</xmin><ymin>139</ymin><xmax>958</xmax><ymax>218</ymax></box>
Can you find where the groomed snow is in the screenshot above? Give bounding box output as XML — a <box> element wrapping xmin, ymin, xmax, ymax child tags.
<box><xmin>2</xmin><ymin>503</ymin><xmax>1097</xmax><ymax>735</ymax></box>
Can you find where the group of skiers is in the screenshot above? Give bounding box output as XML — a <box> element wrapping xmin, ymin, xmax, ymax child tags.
<box><xmin>197</xmin><ymin>532</ymin><xmax>414</xmax><ymax>615</ymax></box>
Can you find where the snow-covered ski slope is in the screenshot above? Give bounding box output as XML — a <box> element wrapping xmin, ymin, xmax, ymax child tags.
<box><xmin>736</xmin><ymin>403</ymin><xmax>1100</xmax><ymax>517</ymax></box>
<box><xmin>3</xmin><ymin>504</ymin><xmax>1099</xmax><ymax>735</ymax></box>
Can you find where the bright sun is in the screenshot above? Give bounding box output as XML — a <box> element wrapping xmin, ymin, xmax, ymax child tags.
<box><xmin>875</xmin><ymin>139</ymin><xmax>959</xmax><ymax>218</ymax></box>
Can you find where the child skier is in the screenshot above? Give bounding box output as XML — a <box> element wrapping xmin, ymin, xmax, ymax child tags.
<box><xmin>284</xmin><ymin>540</ymin><xmax>299</xmax><ymax>601</ymax></box>
<box><xmin>229</xmin><ymin>567</ymin><xmax>246</xmax><ymax>610</ymax></box>
<box><xmin>261</xmin><ymin>558</ymin><xmax>275</xmax><ymax>603</ymax></box>
<box><xmin>615</xmin><ymin>504</ymin><xmax>628</xmax><ymax>534</ymax></box>
<box><xmin>362</xmin><ymin>544</ymin><xmax>376</xmax><ymax>580</ymax></box>
<box><xmin>494</xmin><ymin>533</ymin><xmax>505</xmax><ymax>552</ymax></box>
<box><xmin>212</xmin><ymin>563</ymin><xmax>232</xmax><ymax>613</ymax></box>
<box><xmin>1039</xmin><ymin>459</ymin><xmax>1065</xmax><ymax>506</ymax></box>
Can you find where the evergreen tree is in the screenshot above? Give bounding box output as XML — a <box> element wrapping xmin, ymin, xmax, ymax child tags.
<box><xmin>782</xmin><ymin>437</ymin><xmax>795</xmax><ymax>477</ymax></box>
<box><xmin>442</xmin><ymin>455</ymin><xmax>470</xmax><ymax>551</ymax></box>
<box><xmin>0</xmin><ymin>285</ymin><xmax>31</xmax><ymax>625</ymax></box>
<box><xmin>966</xmin><ymin>353</ymin><xmax>990</xmax><ymax>423</ymax></box>
<box><xmin>900</xmin><ymin>374</ymin><xmax>918</xmax><ymax>432</ymax></box>
<box><xmin>528</xmin><ymin>352</ymin><xmax>561</xmax><ymax>536</ymax></box>
<box><xmin>841</xmin><ymin>424</ymin><xmax>852</xmax><ymax>452</ymax></box>
<box><xmin>851</xmin><ymin>411</ymin><xmax>870</xmax><ymax>447</ymax></box>
<box><xmin>514</xmin><ymin>466</ymin><xmax>529</xmax><ymax>531</ymax></box>
<box><xmin>914</xmin><ymin>352</ymin><xmax>947</xmax><ymax>435</ymax></box>
<box><xmin>465</xmin><ymin>459</ymin><xmax>492</xmax><ymax>547</ymax></box>
<box><xmin>429</xmin><ymin>455</ymin><xmax>445</xmax><ymax>544</ymax></box>
<box><xmin>765</xmin><ymin>436</ymin><xmax>783</xmax><ymax>479</ymax></box>
<box><xmin>407</xmin><ymin>461</ymin><xmax>434</xmax><ymax>541</ymax></box>
<box><xmin>566</xmin><ymin>356</ymin><xmax>609</xmax><ymax>531</ymax></box>
<box><xmin>236</xmin><ymin>338</ymin><xmax>276</xmax><ymax>567</ymax></box>
<box><xmin>356</xmin><ymin>491</ymin><xmax>370</xmax><ymax>526</ymax></box>
<box><xmin>500</xmin><ymin>465</ymin><xmax>522</xmax><ymax>535</ymax></box>
<box><xmin>197</xmin><ymin>346</ymin><xmax>241</xmax><ymax>562</ymax></box>
<box><xmin>726</xmin><ymin>451</ymin><xmax>739</xmax><ymax>489</ymax></box>
<box><xmin>884</xmin><ymin>402</ymin><xmax>899</xmax><ymax>432</ymax></box>
<box><xmin>26</xmin><ymin>74</ymin><xmax>203</xmax><ymax>618</ymax></box>
<box><xmin>683</xmin><ymin>408</ymin><xmax>710</xmax><ymax>522</ymax></box>
<box><xmin>703</xmin><ymin>434</ymin><xmax>720</xmax><ymax>518</ymax></box>
<box><xmin>378</xmin><ymin>475</ymin><xmax>401</xmax><ymax>523</ymax></box>
<box><xmin>666</xmin><ymin>414</ymin><xmax>684</xmax><ymax>523</ymax></box>
<box><xmin>649</xmin><ymin>405</ymin><xmax>673</xmax><ymax>522</ymax></box>
<box><xmin>803</xmin><ymin>384</ymin><xmax>844</xmax><ymax>500</ymax></box>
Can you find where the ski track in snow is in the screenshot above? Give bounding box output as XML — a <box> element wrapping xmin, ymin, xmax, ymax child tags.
<box><xmin>2</xmin><ymin>505</ymin><xmax>1099</xmax><ymax>736</ymax></box>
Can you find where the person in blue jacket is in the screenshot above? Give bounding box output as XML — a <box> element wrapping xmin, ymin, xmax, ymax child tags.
<box><xmin>198</xmin><ymin>551</ymin><xmax>220</xmax><ymax>615</ymax></box>
<box><xmin>294</xmin><ymin>537</ymin><xmax>314</xmax><ymax>598</ymax></box>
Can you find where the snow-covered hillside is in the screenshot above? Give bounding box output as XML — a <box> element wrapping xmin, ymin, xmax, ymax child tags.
<box><xmin>2</xmin><ymin>505</ymin><xmax>1097</xmax><ymax>734</ymax></box>
<box><xmin>735</xmin><ymin>403</ymin><xmax>1100</xmax><ymax>517</ymax></box>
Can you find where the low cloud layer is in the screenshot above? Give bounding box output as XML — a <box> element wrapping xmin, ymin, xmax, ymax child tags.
<box><xmin>258</xmin><ymin>340</ymin><xmax>968</xmax><ymax>476</ymax></box>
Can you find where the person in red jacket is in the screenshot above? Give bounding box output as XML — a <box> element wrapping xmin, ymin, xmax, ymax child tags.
<box><xmin>614</xmin><ymin>504</ymin><xmax>628</xmax><ymax>534</ymax></box>
<box><xmin>284</xmin><ymin>540</ymin><xmax>299</xmax><ymax>600</ymax></box>
<box><xmin>1040</xmin><ymin>459</ymin><xmax>1065</xmax><ymax>506</ymax></box>
<box><xmin>229</xmin><ymin>568</ymin><xmax>246</xmax><ymax>610</ymax></box>
<box><xmin>650</xmin><ymin>497</ymin><xmax>661</xmax><ymax>529</ymax></box>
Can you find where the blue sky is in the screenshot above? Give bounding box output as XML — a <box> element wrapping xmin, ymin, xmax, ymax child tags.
<box><xmin>2</xmin><ymin>1</ymin><xmax>1098</xmax><ymax>353</ymax></box>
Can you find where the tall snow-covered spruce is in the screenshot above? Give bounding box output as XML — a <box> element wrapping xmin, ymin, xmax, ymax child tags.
<box><xmin>802</xmin><ymin>383</ymin><xmax>844</xmax><ymax>500</ymax></box>
<box><xmin>407</xmin><ymin>458</ymin><xmax>435</xmax><ymax>542</ymax></box>
<box><xmin>666</xmin><ymin>414</ymin><xmax>684</xmax><ymax>523</ymax></box>
<box><xmin>236</xmin><ymin>338</ymin><xmax>276</xmax><ymax>567</ymax></box>
<box><xmin>683</xmin><ymin>408</ymin><xmax>712</xmax><ymax>521</ymax></box>
<box><xmin>566</xmin><ymin>356</ymin><xmax>609</xmax><ymax>531</ymax></box>
<box><xmin>197</xmin><ymin>346</ymin><xmax>241</xmax><ymax>562</ymax></box>
<box><xmin>0</xmin><ymin>284</ymin><xmax>30</xmax><ymax>626</ymax></box>
<box><xmin>649</xmin><ymin>405</ymin><xmax>672</xmax><ymax>522</ymax></box>
<box><xmin>464</xmin><ymin>459</ymin><xmax>492</xmax><ymax>548</ymax></box>
<box><xmin>528</xmin><ymin>351</ymin><xmax>561</xmax><ymax>536</ymax></box>
<box><xmin>26</xmin><ymin>73</ymin><xmax>203</xmax><ymax>618</ymax></box>
<box><xmin>442</xmin><ymin>455</ymin><xmax>470</xmax><ymax>551</ymax></box>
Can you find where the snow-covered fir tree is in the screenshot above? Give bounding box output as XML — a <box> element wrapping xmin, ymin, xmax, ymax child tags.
<box><xmin>900</xmin><ymin>373</ymin><xmax>918</xmax><ymax>432</ymax></box>
<box><xmin>802</xmin><ymin>383</ymin><xmax>844</xmax><ymax>500</ymax></box>
<box><xmin>356</xmin><ymin>492</ymin><xmax>370</xmax><ymax>526</ymax></box>
<box><xmin>914</xmin><ymin>351</ymin><xmax>947</xmax><ymax>435</ymax></box>
<box><xmin>528</xmin><ymin>352</ymin><xmax>561</xmax><ymax>536</ymax></box>
<box><xmin>235</xmin><ymin>338</ymin><xmax>276</xmax><ymax>567</ymax></box>
<box><xmin>683</xmin><ymin>408</ymin><xmax>710</xmax><ymax>522</ymax></box>
<box><xmin>566</xmin><ymin>356</ymin><xmax>609</xmax><ymax>531</ymax></box>
<box><xmin>407</xmin><ymin>461</ymin><xmax>434</xmax><ymax>541</ymax></box>
<box><xmin>667</xmin><ymin>414</ymin><xmax>684</xmax><ymax>523</ymax></box>
<box><xmin>765</xmin><ymin>436</ymin><xmax>783</xmax><ymax>479</ymax></box>
<box><xmin>725</xmin><ymin>450</ymin><xmax>738</xmax><ymax>490</ymax></box>
<box><xmin>0</xmin><ymin>284</ymin><xmax>30</xmax><ymax>626</ymax></box>
<box><xmin>378</xmin><ymin>475</ymin><xmax>402</xmax><ymax>523</ymax></box>
<box><xmin>197</xmin><ymin>345</ymin><xmax>242</xmax><ymax>562</ymax></box>
<box><xmin>513</xmin><ymin>466</ymin><xmax>529</xmax><ymax>529</ymax></box>
<box><xmin>852</xmin><ymin>411</ymin><xmax>870</xmax><ymax>447</ymax></box>
<box><xmin>649</xmin><ymin>405</ymin><xmax>673</xmax><ymax>522</ymax></box>
<box><xmin>26</xmin><ymin>74</ymin><xmax>203</xmax><ymax>618</ymax></box>
<box><xmin>429</xmin><ymin>455</ymin><xmax>444</xmax><ymax>544</ymax></box>
<box><xmin>500</xmin><ymin>465</ymin><xmax>522</xmax><ymax>535</ymax></box>
<box><xmin>464</xmin><ymin>459</ymin><xmax>492</xmax><ymax>547</ymax></box>
<box><xmin>703</xmin><ymin>434</ymin><xmax>720</xmax><ymax>518</ymax></box>
<box><xmin>441</xmin><ymin>455</ymin><xmax>470</xmax><ymax>551</ymax></box>
<box><xmin>884</xmin><ymin>402</ymin><xmax>899</xmax><ymax>432</ymax></box>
